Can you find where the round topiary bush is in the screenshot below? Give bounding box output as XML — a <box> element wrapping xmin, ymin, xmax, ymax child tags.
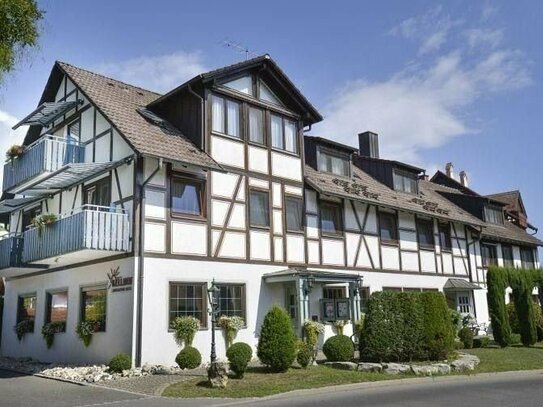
<box><xmin>297</xmin><ymin>341</ymin><xmax>313</xmax><ymax>369</ymax></box>
<box><xmin>257</xmin><ymin>306</ymin><xmax>297</xmax><ymax>372</ymax></box>
<box><xmin>175</xmin><ymin>346</ymin><xmax>202</xmax><ymax>369</ymax></box>
<box><xmin>323</xmin><ymin>335</ymin><xmax>354</xmax><ymax>362</ymax></box>
<box><xmin>458</xmin><ymin>327</ymin><xmax>474</xmax><ymax>349</ymax></box>
<box><xmin>108</xmin><ymin>353</ymin><xmax>131</xmax><ymax>373</ymax></box>
<box><xmin>226</xmin><ymin>342</ymin><xmax>253</xmax><ymax>378</ymax></box>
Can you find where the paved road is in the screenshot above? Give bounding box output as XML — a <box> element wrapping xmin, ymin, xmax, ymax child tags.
<box><xmin>1</xmin><ymin>368</ymin><xmax>543</xmax><ymax>407</ymax></box>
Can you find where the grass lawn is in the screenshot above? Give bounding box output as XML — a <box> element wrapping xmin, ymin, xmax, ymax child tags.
<box><xmin>467</xmin><ymin>342</ymin><xmax>543</xmax><ymax>373</ymax></box>
<box><xmin>163</xmin><ymin>344</ymin><xmax>543</xmax><ymax>398</ymax></box>
<box><xmin>162</xmin><ymin>366</ymin><xmax>404</xmax><ymax>398</ymax></box>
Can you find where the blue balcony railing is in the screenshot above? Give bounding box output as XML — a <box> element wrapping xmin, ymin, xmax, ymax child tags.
<box><xmin>3</xmin><ymin>135</ymin><xmax>84</xmax><ymax>193</ymax></box>
<box><xmin>0</xmin><ymin>234</ymin><xmax>23</xmax><ymax>270</ymax></box>
<box><xmin>22</xmin><ymin>205</ymin><xmax>130</xmax><ymax>264</ymax></box>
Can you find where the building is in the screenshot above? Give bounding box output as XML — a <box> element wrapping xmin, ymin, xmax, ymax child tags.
<box><xmin>0</xmin><ymin>55</ymin><xmax>540</xmax><ymax>366</ymax></box>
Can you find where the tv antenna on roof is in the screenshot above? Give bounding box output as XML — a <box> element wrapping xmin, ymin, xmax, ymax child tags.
<box><xmin>221</xmin><ymin>39</ymin><xmax>257</xmax><ymax>61</ymax></box>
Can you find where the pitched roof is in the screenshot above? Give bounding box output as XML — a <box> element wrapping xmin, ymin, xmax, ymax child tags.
<box><xmin>486</xmin><ymin>190</ymin><xmax>526</xmax><ymax>214</ymax></box>
<box><xmin>148</xmin><ymin>54</ymin><xmax>323</xmax><ymax>125</ymax></box>
<box><xmin>304</xmin><ymin>165</ymin><xmax>484</xmax><ymax>227</ymax></box>
<box><xmin>481</xmin><ymin>219</ymin><xmax>542</xmax><ymax>246</ymax></box>
<box><xmin>53</xmin><ymin>62</ymin><xmax>222</xmax><ymax>171</ymax></box>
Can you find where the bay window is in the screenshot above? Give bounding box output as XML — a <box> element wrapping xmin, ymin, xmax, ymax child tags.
<box><xmin>211</xmin><ymin>95</ymin><xmax>240</xmax><ymax>138</ymax></box>
<box><xmin>249</xmin><ymin>189</ymin><xmax>270</xmax><ymax>227</ymax></box>
<box><xmin>169</xmin><ymin>282</ymin><xmax>207</xmax><ymax>327</ymax></box>
<box><xmin>171</xmin><ymin>176</ymin><xmax>205</xmax><ymax>217</ymax></box>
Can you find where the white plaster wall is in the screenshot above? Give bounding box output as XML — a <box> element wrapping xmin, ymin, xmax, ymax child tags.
<box><xmin>270</xmin><ymin>152</ymin><xmax>302</xmax><ymax>181</ymax></box>
<box><xmin>1</xmin><ymin>257</ymin><xmax>135</xmax><ymax>364</ymax></box>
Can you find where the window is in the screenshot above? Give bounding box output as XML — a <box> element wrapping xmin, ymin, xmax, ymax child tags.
<box><xmin>249</xmin><ymin>190</ymin><xmax>270</xmax><ymax>227</ymax></box>
<box><xmin>17</xmin><ymin>294</ymin><xmax>36</xmax><ymax>328</ymax></box>
<box><xmin>217</xmin><ymin>284</ymin><xmax>245</xmax><ymax>319</ymax></box>
<box><xmin>359</xmin><ymin>287</ymin><xmax>370</xmax><ymax>313</ymax></box>
<box><xmin>271</xmin><ymin>114</ymin><xmax>298</xmax><ymax>154</ymax></box>
<box><xmin>84</xmin><ymin>177</ymin><xmax>110</xmax><ymax>207</ymax></box>
<box><xmin>248</xmin><ymin>107</ymin><xmax>264</xmax><ymax>144</ymax></box>
<box><xmin>259</xmin><ymin>80</ymin><xmax>282</xmax><ymax>105</ymax></box>
<box><xmin>322</xmin><ymin>287</ymin><xmax>349</xmax><ymax>321</ymax></box>
<box><xmin>520</xmin><ymin>247</ymin><xmax>535</xmax><ymax>269</ymax></box>
<box><xmin>502</xmin><ymin>245</ymin><xmax>514</xmax><ymax>267</ymax></box>
<box><xmin>320</xmin><ymin>201</ymin><xmax>342</xmax><ymax>235</ymax></box>
<box><xmin>317</xmin><ymin>148</ymin><xmax>350</xmax><ymax>177</ymax></box>
<box><xmin>223</xmin><ymin>76</ymin><xmax>253</xmax><ymax>95</ymax></box>
<box><xmin>285</xmin><ymin>196</ymin><xmax>303</xmax><ymax>231</ymax></box>
<box><xmin>393</xmin><ymin>169</ymin><xmax>418</xmax><ymax>194</ymax></box>
<box><xmin>81</xmin><ymin>287</ymin><xmax>107</xmax><ymax>332</ymax></box>
<box><xmin>457</xmin><ymin>293</ymin><xmax>471</xmax><ymax>314</ymax></box>
<box><xmin>67</xmin><ymin>119</ymin><xmax>81</xmax><ymax>142</ymax></box>
<box><xmin>417</xmin><ymin>218</ymin><xmax>435</xmax><ymax>250</ymax></box>
<box><xmin>45</xmin><ymin>291</ymin><xmax>68</xmax><ymax>328</ymax></box>
<box><xmin>481</xmin><ymin>243</ymin><xmax>498</xmax><ymax>267</ymax></box>
<box><xmin>382</xmin><ymin>287</ymin><xmax>402</xmax><ymax>292</ymax></box>
<box><xmin>169</xmin><ymin>283</ymin><xmax>206</xmax><ymax>327</ymax></box>
<box><xmin>484</xmin><ymin>205</ymin><xmax>504</xmax><ymax>225</ymax></box>
<box><xmin>439</xmin><ymin>223</ymin><xmax>452</xmax><ymax>252</ymax></box>
<box><xmin>379</xmin><ymin>211</ymin><xmax>398</xmax><ymax>244</ymax></box>
<box><xmin>211</xmin><ymin>95</ymin><xmax>240</xmax><ymax>138</ymax></box>
<box><xmin>171</xmin><ymin>176</ymin><xmax>205</xmax><ymax>217</ymax></box>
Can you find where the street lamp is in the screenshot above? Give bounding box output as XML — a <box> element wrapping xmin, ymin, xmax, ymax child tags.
<box><xmin>207</xmin><ymin>278</ymin><xmax>220</xmax><ymax>365</ymax></box>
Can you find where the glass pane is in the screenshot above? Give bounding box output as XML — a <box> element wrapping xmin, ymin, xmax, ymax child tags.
<box><xmin>379</xmin><ymin>213</ymin><xmax>397</xmax><ymax>241</ymax></box>
<box><xmin>49</xmin><ymin>292</ymin><xmax>68</xmax><ymax>323</ymax></box>
<box><xmin>172</xmin><ymin>180</ymin><xmax>202</xmax><ymax>216</ymax></box>
<box><xmin>321</xmin><ymin>204</ymin><xmax>339</xmax><ymax>233</ymax></box>
<box><xmin>286</xmin><ymin>197</ymin><xmax>303</xmax><ymax>231</ymax></box>
<box><xmin>284</xmin><ymin>120</ymin><xmax>297</xmax><ymax>153</ymax></box>
<box><xmin>223</xmin><ymin>76</ymin><xmax>252</xmax><ymax>95</ymax></box>
<box><xmin>417</xmin><ymin>220</ymin><xmax>434</xmax><ymax>247</ymax></box>
<box><xmin>226</xmin><ymin>100</ymin><xmax>240</xmax><ymax>137</ymax></box>
<box><xmin>67</xmin><ymin>120</ymin><xmax>80</xmax><ymax>141</ymax></box>
<box><xmin>250</xmin><ymin>191</ymin><xmax>270</xmax><ymax>227</ymax></box>
<box><xmin>260</xmin><ymin>81</ymin><xmax>282</xmax><ymax>105</ymax></box>
<box><xmin>271</xmin><ymin>115</ymin><xmax>283</xmax><ymax>149</ymax></box>
<box><xmin>249</xmin><ymin>107</ymin><xmax>264</xmax><ymax>144</ymax></box>
<box><xmin>83</xmin><ymin>288</ymin><xmax>107</xmax><ymax>331</ymax></box>
<box><xmin>211</xmin><ymin>96</ymin><xmax>225</xmax><ymax>133</ymax></box>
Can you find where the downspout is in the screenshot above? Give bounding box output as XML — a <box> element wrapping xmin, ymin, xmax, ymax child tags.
<box><xmin>135</xmin><ymin>156</ymin><xmax>163</xmax><ymax>367</ymax></box>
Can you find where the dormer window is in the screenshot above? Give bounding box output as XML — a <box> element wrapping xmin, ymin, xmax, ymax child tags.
<box><xmin>483</xmin><ymin>204</ymin><xmax>504</xmax><ymax>225</ymax></box>
<box><xmin>220</xmin><ymin>75</ymin><xmax>284</xmax><ymax>107</ymax></box>
<box><xmin>393</xmin><ymin>169</ymin><xmax>418</xmax><ymax>194</ymax></box>
<box><xmin>317</xmin><ymin>146</ymin><xmax>350</xmax><ymax>177</ymax></box>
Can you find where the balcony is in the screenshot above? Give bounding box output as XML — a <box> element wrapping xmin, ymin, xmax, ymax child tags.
<box><xmin>3</xmin><ymin>135</ymin><xmax>84</xmax><ymax>194</ymax></box>
<box><xmin>20</xmin><ymin>205</ymin><xmax>131</xmax><ymax>268</ymax></box>
<box><xmin>0</xmin><ymin>234</ymin><xmax>23</xmax><ymax>271</ymax></box>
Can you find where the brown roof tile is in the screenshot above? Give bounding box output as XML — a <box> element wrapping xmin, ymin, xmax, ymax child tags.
<box><xmin>56</xmin><ymin>62</ymin><xmax>222</xmax><ymax>171</ymax></box>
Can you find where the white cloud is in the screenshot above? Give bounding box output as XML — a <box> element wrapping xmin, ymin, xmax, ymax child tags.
<box><xmin>0</xmin><ymin>110</ymin><xmax>28</xmax><ymax>187</ymax></box>
<box><xmin>94</xmin><ymin>51</ymin><xmax>207</xmax><ymax>93</ymax></box>
<box><xmin>319</xmin><ymin>8</ymin><xmax>531</xmax><ymax>164</ymax></box>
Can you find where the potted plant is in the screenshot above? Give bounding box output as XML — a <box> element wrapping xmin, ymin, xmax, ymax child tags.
<box><xmin>217</xmin><ymin>315</ymin><xmax>245</xmax><ymax>349</ymax></box>
<box><xmin>31</xmin><ymin>213</ymin><xmax>58</xmax><ymax>236</ymax></box>
<box><xmin>170</xmin><ymin>316</ymin><xmax>200</xmax><ymax>346</ymax></box>
<box><xmin>6</xmin><ymin>145</ymin><xmax>24</xmax><ymax>162</ymax></box>
<box><xmin>15</xmin><ymin>319</ymin><xmax>34</xmax><ymax>341</ymax></box>
<box><xmin>41</xmin><ymin>321</ymin><xmax>66</xmax><ymax>348</ymax></box>
<box><xmin>76</xmin><ymin>320</ymin><xmax>100</xmax><ymax>347</ymax></box>
<box><xmin>333</xmin><ymin>320</ymin><xmax>346</xmax><ymax>336</ymax></box>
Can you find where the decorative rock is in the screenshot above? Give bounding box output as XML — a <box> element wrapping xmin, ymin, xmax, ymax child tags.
<box><xmin>451</xmin><ymin>353</ymin><xmax>480</xmax><ymax>372</ymax></box>
<box><xmin>324</xmin><ymin>362</ymin><xmax>358</xmax><ymax>371</ymax></box>
<box><xmin>208</xmin><ymin>362</ymin><xmax>229</xmax><ymax>388</ymax></box>
<box><xmin>382</xmin><ymin>363</ymin><xmax>411</xmax><ymax>375</ymax></box>
<box><xmin>358</xmin><ymin>362</ymin><xmax>383</xmax><ymax>373</ymax></box>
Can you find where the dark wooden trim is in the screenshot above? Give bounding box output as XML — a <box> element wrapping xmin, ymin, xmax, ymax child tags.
<box><xmin>215</xmin><ymin>175</ymin><xmax>244</xmax><ymax>257</ymax></box>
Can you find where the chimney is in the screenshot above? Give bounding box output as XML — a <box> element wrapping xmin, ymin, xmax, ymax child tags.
<box><xmin>358</xmin><ymin>131</ymin><xmax>379</xmax><ymax>158</ymax></box>
<box><xmin>445</xmin><ymin>162</ymin><xmax>454</xmax><ymax>179</ymax></box>
<box><xmin>459</xmin><ymin>170</ymin><xmax>468</xmax><ymax>187</ymax></box>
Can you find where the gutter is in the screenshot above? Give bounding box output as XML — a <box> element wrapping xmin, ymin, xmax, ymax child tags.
<box><xmin>135</xmin><ymin>156</ymin><xmax>163</xmax><ymax>367</ymax></box>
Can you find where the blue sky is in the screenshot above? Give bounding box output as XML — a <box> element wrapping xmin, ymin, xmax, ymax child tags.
<box><xmin>1</xmin><ymin>0</ymin><xmax>542</xmax><ymax>248</ymax></box>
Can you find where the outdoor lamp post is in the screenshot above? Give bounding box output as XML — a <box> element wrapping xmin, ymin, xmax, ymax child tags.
<box><xmin>207</xmin><ymin>278</ymin><xmax>220</xmax><ymax>365</ymax></box>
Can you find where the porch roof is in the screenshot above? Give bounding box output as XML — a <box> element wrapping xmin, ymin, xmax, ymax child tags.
<box><xmin>263</xmin><ymin>268</ymin><xmax>362</xmax><ymax>284</ymax></box>
<box><xmin>20</xmin><ymin>157</ymin><xmax>132</xmax><ymax>196</ymax></box>
<box><xmin>13</xmin><ymin>100</ymin><xmax>82</xmax><ymax>129</ymax></box>
<box><xmin>443</xmin><ymin>278</ymin><xmax>482</xmax><ymax>291</ymax></box>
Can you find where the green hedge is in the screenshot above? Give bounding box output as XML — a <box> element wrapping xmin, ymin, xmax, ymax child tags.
<box><xmin>510</xmin><ymin>272</ymin><xmax>537</xmax><ymax>346</ymax></box>
<box><xmin>360</xmin><ymin>291</ymin><xmax>453</xmax><ymax>362</ymax></box>
<box><xmin>487</xmin><ymin>266</ymin><xmax>512</xmax><ymax>347</ymax></box>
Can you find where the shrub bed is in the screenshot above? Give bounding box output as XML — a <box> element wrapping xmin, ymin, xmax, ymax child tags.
<box><xmin>360</xmin><ymin>291</ymin><xmax>454</xmax><ymax>362</ymax></box>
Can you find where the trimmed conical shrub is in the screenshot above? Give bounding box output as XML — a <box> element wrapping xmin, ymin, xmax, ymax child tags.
<box><xmin>257</xmin><ymin>306</ymin><xmax>297</xmax><ymax>372</ymax></box>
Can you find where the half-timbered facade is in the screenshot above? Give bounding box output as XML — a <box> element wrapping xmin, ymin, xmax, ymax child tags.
<box><xmin>0</xmin><ymin>55</ymin><xmax>540</xmax><ymax>366</ymax></box>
